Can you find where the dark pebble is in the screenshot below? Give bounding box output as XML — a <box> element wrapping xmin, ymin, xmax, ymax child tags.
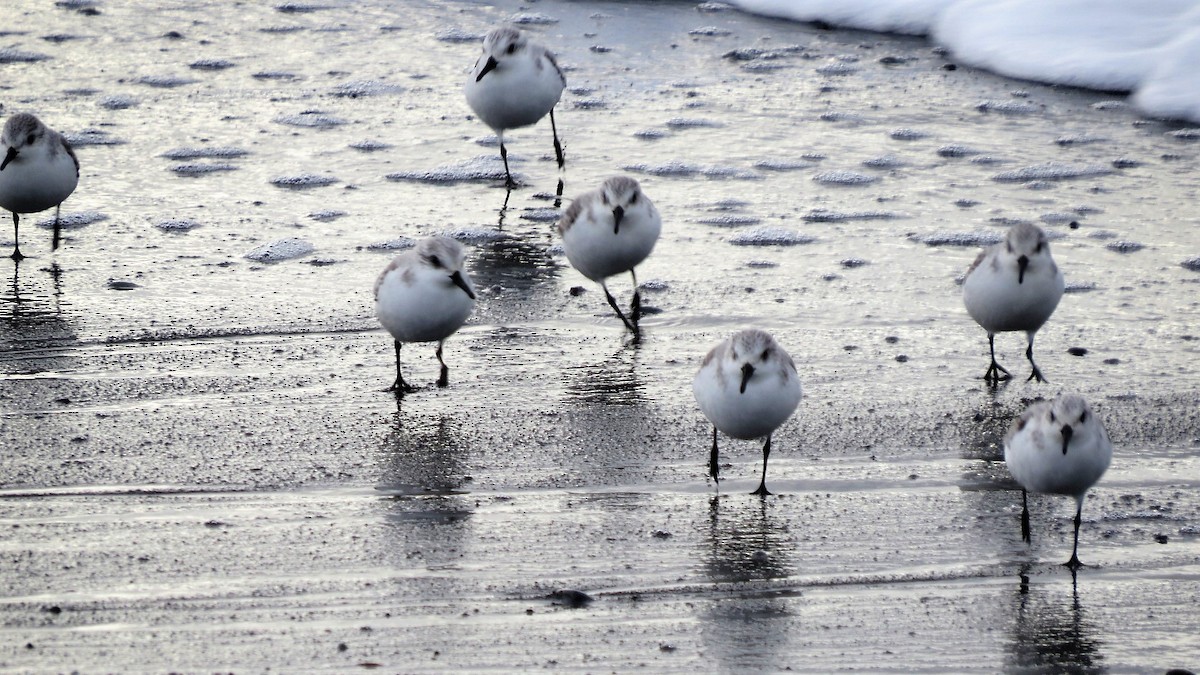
<box><xmin>895</xmin><ymin>355</ymin><xmax>909</xmax><ymax>363</ymax></box>
<box><xmin>568</xmin><ymin>286</ymin><xmax>586</xmax><ymax>296</ymax></box>
<box><xmin>1067</xmin><ymin>347</ymin><xmax>1088</xmax><ymax>356</ymax></box>
<box><xmin>942</xmin><ymin>63</ymin><xmax>957</xmax><ymax>71</ymax></box>
<box><xmin>1103</xmin><ymin>358</ymin><xmax>1120</xmax><ymax>365</ymax></box>
<box><xmin>1155</xmin><ymin>534</ymin><xmax>1169</xmax><ymax>544</ymax></box>
<box><xmin>337</xmin><ymin>643</ymin><xmax>348</xmax><ymax>652</ymax></box>
<box><xmin>548</xmin><ymin>589</ymin><xmax>594</xmax><ymax>608</ymax></box>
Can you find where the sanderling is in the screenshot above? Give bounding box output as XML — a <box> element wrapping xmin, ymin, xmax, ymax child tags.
<box><xmin>693</xmin><ymin>329</ymin><xmax>803</xmax><ymax>496</ymax></box>
<box><xmin>0</xmin><ymin>113</ymin><xmax>80</xmax><ymax>260</ymax></box>
<box><xmin>558</xmin><ymin>176</ymin><xmax>661</xmax><ymax>335</ymax></box>
<box><xmin>1004</xmin><ymin>394</ymin><xmax>1112</xmax><ymax>569</ymax></box>
<box><xmin>465</xmin><ymin>26</ymin><xmax>565</xmax><ymax>187</ymax></box>
<box><xmin>963</xmin><ymin>222</ymin><xmax>1064</xmax><ymax>384</ymax></box>
<box><xmin>375</xmin><ymin>236</ymin><xmax>476</xmax><ymax>395</ymax></box>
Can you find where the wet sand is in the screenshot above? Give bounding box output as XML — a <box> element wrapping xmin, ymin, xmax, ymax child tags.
<box><xmin>2</xmin><ymin>0</ymin><xmax>1199</xmax><ymax>671</ymax></box>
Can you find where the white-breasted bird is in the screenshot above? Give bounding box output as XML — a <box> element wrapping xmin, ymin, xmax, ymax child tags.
<box><xmin>963</xmin><ymin>222</ymin><xmax>1065</xmax><ymax>384</ymax></box>
<box><xmin>1004</xmin><ymin>394</ymin><xmax>1112</xmax><ymax>570</ymax></box>
<box><xmin>375</xmin><ymin>236</ymin><xmax>476</xmax><ymax>395</ymax></box>
<box><xmin>693</xmin><ymin>329</ymin><xmax>803</xmax><ymax>496</ymax></box>
<box><xmin>465</xmin><ymin>26</ymin><xmax>565</xmax><ymax>187</ymax></box>
<box><xmin>0</xmin><ymin>113</ymin><xmax>80</xmax><ymax>260</ymax></box>
<box><xmin>558</xmin><ymin>176</ymin><xmax>661</xmax><ymax>335</ymax></box>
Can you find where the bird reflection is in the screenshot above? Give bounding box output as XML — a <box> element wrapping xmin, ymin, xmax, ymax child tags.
<box><xmin>495</xmin><ymin>179</ymin><xmax>563</xmax><ymax>229</ymax></box>
<box><xmin>497</xmin><ymin>186</ymin><xmax>513</xmax><ymax>229</ymax></box>
<box><xmin>1006</xmin><ymin>566</ymin><xmax>1105</xmax><ymax>674</ymax></box>
<box><xmin>0</xmin><ymin>262</ymin><xmax>78</xmax><ymax>367</ymax></box>
<box><xmin>960</xmin><ymin>394</ymin><xmax>1034</xmax><ymax>461</ymax></box>
<box><xmin>378</xmin><ymin>412</ymin><xmax>470</xmax><ymax>495</ymax></box>
<box><xmin>697</xmin><ymin>495</ymin><xmax>797</xmax><ymax>671</ymax></box>
<box><xmin>562</xmin><ymin>342</ymin><xmax>645</xmax><ymax>407</ymax></box>
<box><xmin>703</xmin><ymin>495</ymin><xmax>795</xmax><ymax>583</ymax></box>
<box><xmin>467</xmin><ymin>236</ymin><xmax>560</xmax><ymax>298</ymax></box>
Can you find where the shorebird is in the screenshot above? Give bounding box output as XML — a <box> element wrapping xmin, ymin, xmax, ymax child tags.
<box><xmin>1005</xmin><ymin>394</ymin><xmax>1112</xmax><ymax>569</ymax></box>
<box><xmin>0</xmin><ymin>113</ymin><xmax>79</xmax><ymax>260</ymax></box>
<box><xmin>465</xmin><ymin>27</ymin><xmax>565</xmax><ymax>187</ymax></box>
<box><xmin>693</xmin><ymin>329</ymin><xmax>802</xmax><ymax>496</ymax></box>
<box><xmin>375</xmin><ymin>236</ymin><xmax>476</xmax><ymax>395</ymax></box>
<box><xmin>558</xmin><ymin>176</ymin><xmax>661</xmax><ymax>335</ymax></box>
<box><xmin>963</xmin><ymin>222</ymin><xmax>1064</xmax><ymax>384</ymax></box>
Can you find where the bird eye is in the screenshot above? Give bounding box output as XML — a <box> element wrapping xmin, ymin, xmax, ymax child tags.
<box><xmin>1035</xmin><ymin>242</ymin><xmax>1044</xmax><ymax>253</ymax></box>
<box><xmin>506</xmin><ymin>43</ymin><xmax>517</xmax><ymax>54</ymax></box>
<box><xmin>629</xmin><ymin>193</ymin><xmax>638</xmax><ymax>205</ymax></box>
<box><xmin>761</xmin><ymin>349</ymin><xmax>769</xmax><ymax>360</ymax></box>
<box><xmin>1079</xmin><ymin>410</ymin><xmax>1087</xmax><ymax>423</ymax></box>
<box><xmin>26</xmin><ymin>134</ymin><xmax>35</xmax><ymax>145</ymax></box>
<box><xmin>1049</xmin><ymin>411</ymin><xmax>1056</xmax><ymax>423</ymax></box>
<box><xmin>427</xmin><ymin>255</ymin><xmax>442</xmax><ymax>268</ymax></box>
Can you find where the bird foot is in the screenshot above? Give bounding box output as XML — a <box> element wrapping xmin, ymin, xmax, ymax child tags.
<box><xmin>387</xmin><ymin>381</ymin><xmax>418</xmax><ymax>396</ymax></box>
<box><xmin>983</xmin><ymin>362</ymin><xmax>1012</xmax><ymax>385</ymax></box>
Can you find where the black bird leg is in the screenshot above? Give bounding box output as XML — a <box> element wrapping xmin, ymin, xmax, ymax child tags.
<box><xmin>751</xmin><ymin>435</ymin><xmax>773</xmax><ymax>497</ymax></box>
<box><xmin>549</xmin><ymin>108</ymin><xmax>564</xmax><ymax>169</ymax></box>
<box><xmin>9</xmin><ymin>213</ymin><xmax>23</xmax><ymax>261</ymax></box>
<box><xmin>984</xmin><ymin>333</ymin><xmax>1012</xmax><ymax>384</ymax></box>
<box><xmin>708</xmin><ymin>427</ymin><xmax>720</xmax><ymax>485</ymax></box>
<box><xmin>1020</xmin><ymin>488</ymin><xmax>1031</xmax><ymax>544</ymax></box>
<box><xmin>435</xmin><ymin>340</ymin><xmax>450</xmax><ymax>388</ymax></box>
<box><xmin>1064</xmin><ymin>502</ymin><xmax>1084</xmax><ymax>571</ymax></box>
<box><xmin>388</xmin><ymin>340</ymin><xmax>416</xmax><ymax>396</ymax></box>
<box><xmin>52</xmin><ymin>204</ymin><xmax>62</xmax><ymax>252</ymax></box>
<box><xmin>1025</xmin><ymin>334</ymin><xmax>1048</xmax><ymax>383</ymax></box>
<box><xmin>499</xmin><ymin>141</ymin><xmax>516</xmax><ymax>189</ymax></box>
<box><xmin>601</xmin><ymin>283</ymin><xmax>638</xmax><ymax>334</ymax></box>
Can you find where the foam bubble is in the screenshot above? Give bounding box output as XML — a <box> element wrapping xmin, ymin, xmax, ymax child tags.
<box><xmin>245</xmin><ymin>238</ymin><xmax>314</xmax><ymax>262</ymax></box>
<box><xmin>728</xmin><ymin>227</ymin><xmax>817</xmax><ymax>246</ymax></box>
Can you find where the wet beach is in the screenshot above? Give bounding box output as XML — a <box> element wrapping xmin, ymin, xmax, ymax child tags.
<box><xmin>2</xmin><ymin>0</ymin><xmax>1199</xmax><ymax>671</ymax></box>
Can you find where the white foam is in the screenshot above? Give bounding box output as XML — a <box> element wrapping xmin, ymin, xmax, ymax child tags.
<box><xmin>728</xmin><ymin>227</ymin><xmax>817</xmax><ymax>246</ymax></box>
<box><xmin>155</xmin><ymin>218</ymin><xmax>202</xmax><ymax>232</ymax></box>
<box><xmin>244</xmin><ymin>238</ymin><xmax>314</xmax><ymax>262</ymax></box>
<box><xmin>728</xmin><ymin>0</ymin><xmax>1200</xmax><ymax>124</ymax></box>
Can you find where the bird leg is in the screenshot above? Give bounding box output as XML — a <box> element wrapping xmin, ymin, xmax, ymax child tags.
<box><xmin>435</xmin><ymin>340</ymin><xmax>450</xmax><ymax>388</ymax></box>
<box><xmin>708</xmin><ymin>427</ymin><xmax>720</xmax><ymax>485</ymax></box>
<box><xmin>499</xmin><ymin>140</ymin><xmax>516</xmax><ymax>189</ymax></box>
<box><xmin>1064</xmin><ymin>502</ymin><xmax>1084</xmax><ymax>570</ymax></box>
<box><xmin>1020</xmin><ymin>488</ymin><xmax>1031</xmax><ymax>544</ymax></box>
<box><xmin>549</xmin><ymin>108</ymin><xmax>564</xmax><ymax>169</ymax></box>
<box><xmin>388</xmin><ymin>340</ymin><xmax>416</xmax><ymax>396</ymax></box>
<box><xmin>984</xmin><ymin>333</ymin><xmax>1012</xmax><ymax>384</ymax></box>
<box><xmin>52</xmin><ymin>204</ymin><xmax>62</xmax><ymax>252</ymax></box>
<box><xmin>9</xmin><ymin>213</ymin><xmax>23</xmax><ymax>261</ymax></box>
<box><xmin>601</xmin><ymin>282</ymin><xmax>638</xmax><ymax>334</ymax></box>
<box><xmin>1025</xmin><ymin>334</ymin><xmax>1048</xmax><ymax>383</ymax></box>
<box><xmin>751</xmin><ymin>434</ymin><xmax>773</xmax><ymax>497</ymax></box>
<box><xmin>629</xmin><ymin>269</ymin><xmax>642</xmax><ymax>327</ymax></box>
